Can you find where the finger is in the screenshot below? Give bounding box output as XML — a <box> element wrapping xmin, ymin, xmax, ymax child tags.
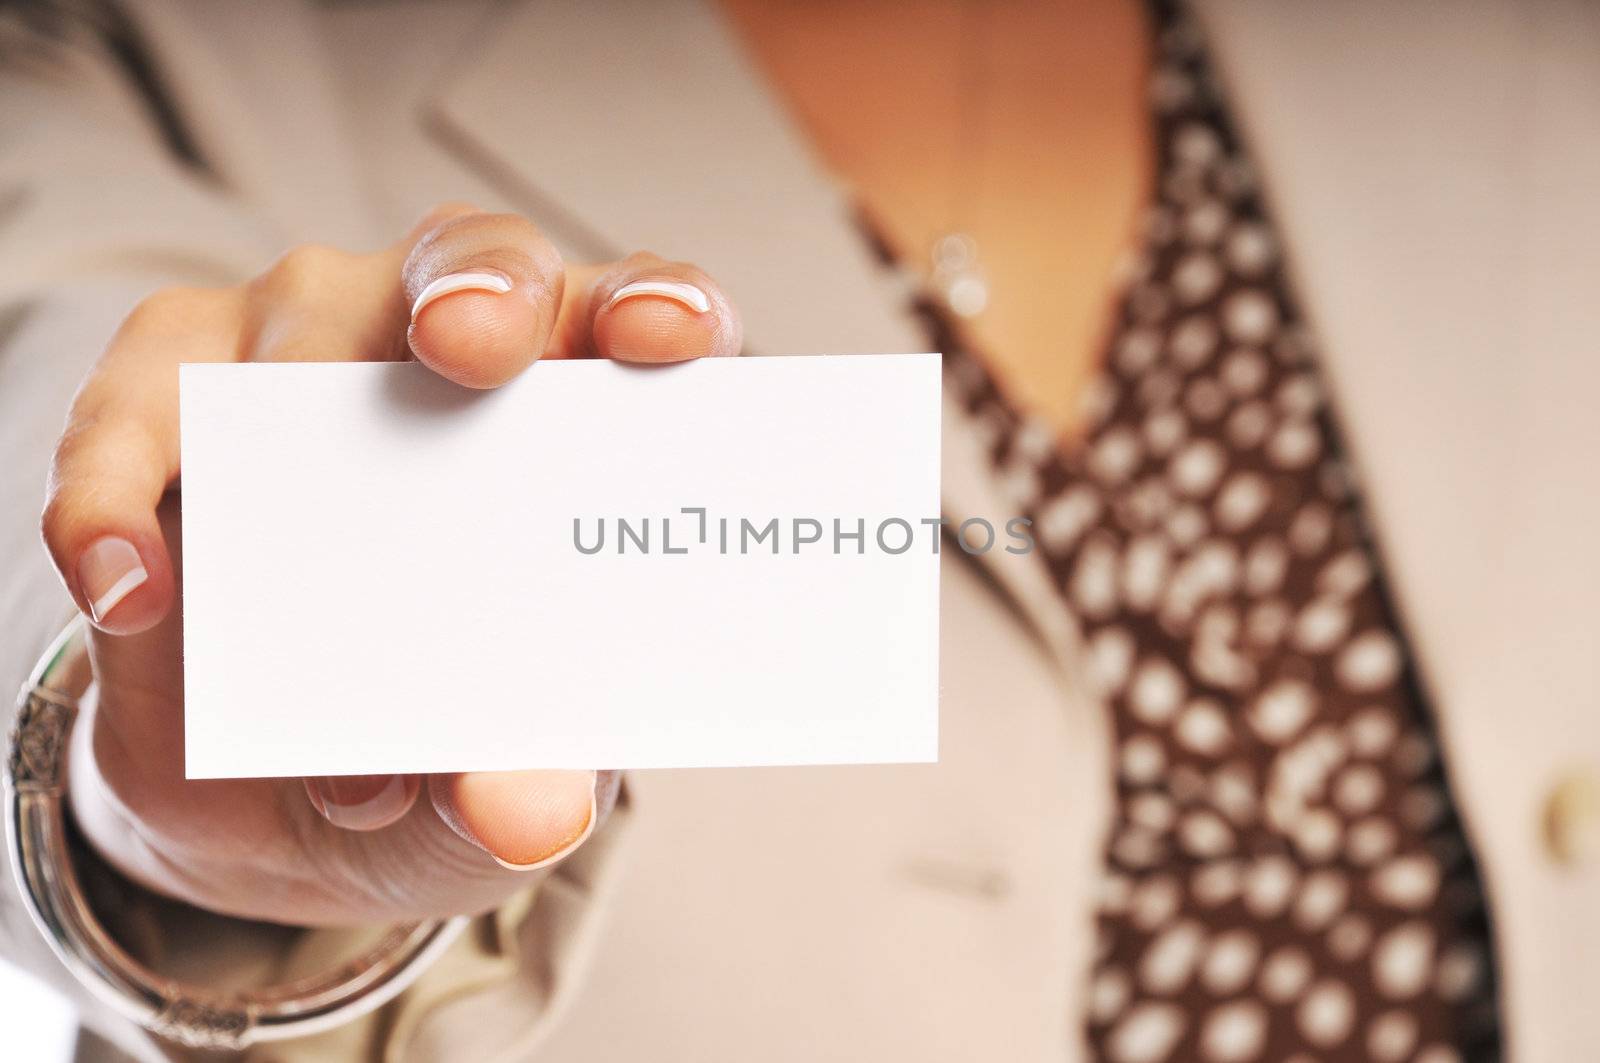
<box><xmin>572</xmin><ymin>253</ymin><xmax>742</xmax><ymax>363</ymax></box>
<box><xmin>244</xmin><ymin>243</ymin><xmax>408</xmax><ymax>364</ymax></box>
<box><xmin>304</xmin><ymin>775</ymin><xmax>421</xmax><ymax>832</ymax></box>
<box><xmin>403</xmin><ymin>207</ymin><xmax>567</xmax><ymax>388</ymax></box>
<box><xmin>428</xmin><ymin>769</ymin><xmax>598</xmax><ymax>870</ymax></box>
<box><xmin>277</xmin><ymin>770</ymin><xmax>616</xmax><ymax>923</ymax></box>
<box><xmin>42</xmin><ymin>287</ymin><xmax>241</xmax><ymax>633</ymax></box>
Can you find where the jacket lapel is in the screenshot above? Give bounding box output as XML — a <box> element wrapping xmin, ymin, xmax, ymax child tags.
<box><xmin>130</xmin><ymin>0</ymin><xmax>381</xmax><ymax>248</ymax></box>
<box><xmin>1195</xmin><ymin>0</ymin><xmax>1600</xmax><ymax>783</ymax></box>
<box><xmin>1196</xmin><ymin>4</ymin><xmax>1600</xmax><ymax>1055</ymax></box>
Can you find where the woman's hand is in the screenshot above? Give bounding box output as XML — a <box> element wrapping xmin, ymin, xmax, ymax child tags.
<box><xmin>37</xmin><ymin>204</ymin><xmax>742</xmax><ymax>926</ymax></box>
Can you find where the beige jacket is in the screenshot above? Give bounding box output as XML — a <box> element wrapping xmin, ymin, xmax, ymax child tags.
<box><xmin>1</xmin><ymin>2</ymin><xmax>1595</xmax><ymax>1060</ymax></box>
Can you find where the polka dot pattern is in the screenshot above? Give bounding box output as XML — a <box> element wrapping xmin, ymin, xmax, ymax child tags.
<box><xmin>917</xmin><ymin>3</ymin><xmax>1501</xmax><ymax>1059</ymax></box>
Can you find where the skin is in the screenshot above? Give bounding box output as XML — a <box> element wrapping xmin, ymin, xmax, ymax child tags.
<box><xmin>721</xmin><ymin>0</ymin><xmax>1152</xmax><ymax>432</ymax></box>
<box><xmin>42</xmin><ymin>204</ymin><xmax>743</xmax><ymax>926</ymax></box>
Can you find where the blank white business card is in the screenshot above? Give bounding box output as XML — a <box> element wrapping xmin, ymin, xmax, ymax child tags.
<box><xmin>179</xmin><ymin>355</ymin><xmax>941</xmax><ymax>778</ymax></box>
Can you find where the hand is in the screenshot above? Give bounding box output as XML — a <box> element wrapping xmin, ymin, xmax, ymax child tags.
<box><xmin>39</xmin><ymin>204</ymin><xmax>742</xmax><ymax>925</ymax></box>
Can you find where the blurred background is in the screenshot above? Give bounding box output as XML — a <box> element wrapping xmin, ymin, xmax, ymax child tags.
<box><xmin>1</xmin><ymin>956</ymin><xmax>76</xmax><ymax>1061</ymax></box>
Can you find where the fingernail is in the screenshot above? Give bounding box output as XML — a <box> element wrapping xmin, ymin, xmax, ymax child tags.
<box><xmin>410</xmin><ymin>270</ymin><xmax>513</xmax><ymax>321</ymax></box>
<box><xmin>494</xmin><ymin>770</ymin><xmax>598</xmax><ymax>871</ymax></box>
<box><xmin>603</xmin><ymin>279</ymin><xmax>709</xmax><ymax>314</ymax></box>
<box><xmin>305</xmin><ymin>774</ymin><xmax>420</xmax><ymax>831</ymax></box>
<box><xmin>446</xmin><ymin>770</ymin><xmax>599</xmax><ymax>871</ymax></box>
<box><xmin>78</xmin><ymin>536</ymin><xmax>148</xmax><ymax>622</ymax></box>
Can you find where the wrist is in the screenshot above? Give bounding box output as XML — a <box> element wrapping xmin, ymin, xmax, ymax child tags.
<box><xmin>7</xmin><ymin>616</ymin><xmax>467</xmax><ymax>1050</ymax></box>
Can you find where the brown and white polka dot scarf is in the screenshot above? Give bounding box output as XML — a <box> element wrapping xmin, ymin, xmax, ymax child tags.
<box><xmin>916</xmin><ymin>3</ymin><xmax>1502</xmax><ymax>1060</ymax></box>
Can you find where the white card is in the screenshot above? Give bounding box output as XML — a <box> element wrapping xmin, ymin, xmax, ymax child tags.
<box><xmin>179</xmin><ymin>355</ymin><xmax>941</xmax><ymax>778</ymax></box>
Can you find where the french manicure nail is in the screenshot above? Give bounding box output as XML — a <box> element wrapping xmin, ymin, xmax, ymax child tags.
<box><xmin>410</xmin><ymin>270</ymin><xmax>513</xmax><ymax>321</ymax></box>
<box><xmin>603</xmin><ymin>279</ymin><xmax>710</xmax><ymax>314</ymax></box>
<box><xmin>77</xmin><ymin>536</ymin><xmax>148</xmax><ymax>622</ymax></box>
<box><xmin>305</xmin><ymin>775</ymin><xmax>420</xmax><ymax>832</ymax></box>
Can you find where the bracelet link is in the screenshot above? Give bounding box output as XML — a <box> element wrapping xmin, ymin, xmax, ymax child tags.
<box><xmin>150</xmin><ymin>996</ymin><xmax>254</xmax><ymax>1051</ymax></box>
<box><xmin>7</xmin><ymin>687</ymin><xmax>77</xmax><ymax>795</ymax></box>
<box><xmin>6</xmin><ymin>617</ymin><xmax>470</xmax><ymax>1049</ymax></box>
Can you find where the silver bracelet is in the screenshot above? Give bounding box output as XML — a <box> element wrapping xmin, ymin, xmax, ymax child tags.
<box><xmin>4</xmin><ymin>616</ymin><xmax>469</xmax><ymax>1051</ymax></box>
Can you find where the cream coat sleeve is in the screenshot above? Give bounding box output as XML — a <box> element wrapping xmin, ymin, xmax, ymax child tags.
<box><xmin>0</xmin><ymin>12</ymin><xmax>631</xmax><ymax>1061</ymax></box>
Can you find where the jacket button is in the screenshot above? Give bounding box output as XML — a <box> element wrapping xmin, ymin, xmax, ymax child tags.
<box><xmin>1542</xmin><ymin>769</ymin><xmax>1600</xmax><ymax>867</ymax></box>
